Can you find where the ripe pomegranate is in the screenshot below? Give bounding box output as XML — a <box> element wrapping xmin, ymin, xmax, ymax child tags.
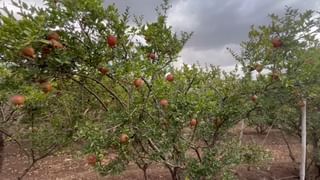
<box><xmin>40</xmin><ymin>82</ymin><xmax>53</xmax><ymax>93</ymax></box>
<box><xmin>10</xmin><ymin>95</ymin><xmax>25</xmax><ymax>106</ymax></box>
<box><xmin>272</xmin><ymin>37</ymin><xmax>282</xmax><ymax>48</ymax></box>
<box><xmin>166</xmin><ymin>74</ymin><xmax>174</xmax><ymax>82</ymax></box>
<box><xmin>148</xmin><ymin>53</ymin><xmax>156</xmax><ymax>60</ymax></box>
<box><xmin>255</xmin><ymin>64</ymin><xmax>263</xmax><ymax>73</ymax></box>
<box><xmin>107</xmin><ymin>35</ymin><xmax>117</xmax><ymax>48</ymax></box>
<box><xmin>251</xmin><ymin>95</ymin><xmax>258</xmax><ymax>102</ymax></box>
<box><xmin>47</xmin><ymin>31</ymin><xmax>60</xmax><ymax>41</ymax></box>
<box><xmin>190</xmin><ymin>119</ymin><xmax>198</xmax><ymax>127</ymax></box>
<box><xmin>21</xmin><ymin>47</ymin><xmax>35</xmax><ymax>59</ymax></box>
<box><xmin>98</xmin><ymin>67</ymin><xmax>108</xmax><ymax>75</ymax></box>
<box><xmin>50</xmin><ymin>39</ymin><xmax>64</xmax><ymax>49</ymax></box>
<box><xmin>160</xmin><ymin>99</ymin><xmax>169</xmax><ymax>107</ymax></box>
<box><xmin>119</xmin><ymin>133</ymin><xmax>129</xmax><ymax>144</ymax></box>
<box><xmin>86</xmin><ymin>154</ymin><xmax>97</xmax><ymax>166</ymax></box>
<box><xmin>134</xmin><ymin>78</ymin><xmax>144</xmax><ymax>88</ymax></box>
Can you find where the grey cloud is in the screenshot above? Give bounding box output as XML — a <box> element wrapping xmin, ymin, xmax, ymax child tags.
<box><xmin>178</xmin><ymin>44</ymin><xmax>240</xmax><ymax>67</ymax></box>
<box><xmin>170</xmin><ymin>0</ymin><xmax>320</xmax><ymax>50</ymax></box>
<box><xmin>103</xmin><ymin>0</ymin><xmax>165</xmax><ymax>22</ymax></box>
<box><xmin>103</xmin><ymin>0</ymin><xmax>319</xmax><ymax>67</ymax></box>
<box><xmin>103</xmin><ymin>0</ymin><xmax>320</xmax><ymax>51</ymax></box>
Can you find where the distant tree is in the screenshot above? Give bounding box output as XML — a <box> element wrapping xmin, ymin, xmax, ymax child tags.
<box><xmin>231</xmin><ymin>7</ymin><xmax>320</xmax><ymax>178</ymax></box>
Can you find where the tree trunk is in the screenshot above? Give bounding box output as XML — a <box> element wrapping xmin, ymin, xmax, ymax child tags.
<box><xmin>168</xmin><ymin>167</ymin><xmax>183</xmax><ymax>180</ymax></box>
<box><xmin>142</xmin><ymin>168</ymin><xmax>148</xmax><ymax>180</ymax></box>
<box><xmin>312</xmin><ymin>136</ymin><xmax>320</xmax><ymax>178</ymax></box>
<box><xmin>239</xmin><ymin>119</ymin><xmax>245</xmax><ymax>146</ymax></box>
<box><xmin>170</xmin><ymin>168</ymin><xmax>179</xmax><ymax>180</ymax></box>
<box><xmin>142</xmin><ymin>164</ymin><xmax>148</xmax><ymax>180</ymax></box>
<box><xmin>0</xmin><ymin>133</ymin><xmax>4</xmax><ymax>172</ymax></box>
<box><xmin>300</xmin><ymin>99</ymin><xmax>307</xmax><ymax>180</ymax></box>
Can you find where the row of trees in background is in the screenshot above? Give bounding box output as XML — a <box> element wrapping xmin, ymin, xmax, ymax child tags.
<box><xmin>0</xmin><ymin>0</ymin><xmax>319</xmax><ymax>179</ymax></box>
<box><xmin>231</xmin><ymin>8</ymin><xmax>320</xmax><ymax>178</ymax></box>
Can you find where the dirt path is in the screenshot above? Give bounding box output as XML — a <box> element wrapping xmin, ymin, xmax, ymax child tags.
<box><xmin>0</xmin><ymin>128</ymin><xmax>303</xmax><ymax>180</ymax></box>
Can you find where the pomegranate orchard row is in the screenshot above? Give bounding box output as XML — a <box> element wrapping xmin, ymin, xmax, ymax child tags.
<box><xmin>1</xmin><ymin>0</ymin><xmax>320</xmax><ymax>179</ymax></box>
<box><xmin>231</xmin><ymin>7</ymin><xmax>320</xmax><ymax>177</ymax></box>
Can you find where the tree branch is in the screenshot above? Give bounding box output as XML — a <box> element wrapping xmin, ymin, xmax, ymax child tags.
<box><xmin>280</xmin><ymin>130</ymin><xmax>296</xmax><ymax>163</ymax></box>
<box><xmin>18</xmin><ymin>143</ymin><xmax>59</xmax><ymax>180</ymax></box>
<box><xmin>106</xmin><ymin>74</ymin><xmax>130</xmax><ymax>94</ymax></box>
<box><xmin>147</xmin><ymin>138</ymin><xmax>180</xmax><ymax>168</ymax></box>
<box><xmin>71</xmin><ymin>77</ymin><xmax>109</xmax><ymax>112</ymax></box>
<box><xmin>0</xmin><ymin>128</ymin><xmax>30</xmax><ymax>158</ymax></box>
<box><xmin>184</xmin><ymin>76</ymin><xmax>195</xmax><ymax>95</ymax></box>
<box><xmin>191</xmin><ymin>146</ymin><xmax>202</xmax><ymax>162</ymax></box>
<box><xmin>76</xmin><ymin>74</ymin><xmax>128</xmax><ymax>109</ymax></box>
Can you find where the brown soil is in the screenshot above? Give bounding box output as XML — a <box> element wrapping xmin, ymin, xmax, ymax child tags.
<box><xmin>0</xmin><ymin>126</ymin><xmax>310</xmax><ymax>180</ymax></box>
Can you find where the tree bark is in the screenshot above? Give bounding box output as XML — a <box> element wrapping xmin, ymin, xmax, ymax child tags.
<box><xmin>239</xmin><ymin>119</ymin><xmax>245</xmax><ymax>146</ymax></box>
<box><xmin>0</xmin><ymin>133</ymin><xmax>4</xmax><ymax>172</ymax></box>
<box><xmin>167</xmin><ymin>166</ymin><xmax>183</xmax><ymax>180</ymax></box>
<box><xmin>312</xmin><ymin>136</ymin><xmax>320</xmax><ymax>178</ymax></box>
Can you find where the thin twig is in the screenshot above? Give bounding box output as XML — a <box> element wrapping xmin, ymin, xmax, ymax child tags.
<box><xmin>5</xmin><ymin>109</ymin><xmax>17</xmax><ymax>122</ymax></box>
<box><xmin>141</xmin><ymin>77</ymin><xmax>162</xmax><ymax>116</ymax></box>
<box><xmin>0</xmin><ymin>128</ymin><xmax>30</xmax><ymax>158</ymax></box>
<box><xmin>18</xmin><ymin>161</ymin><xmax>35</xmax><ymax>180</ymax></box>
<box><xmin>105</xmin><ymin>123</ymin><xmax>123</xmax><ymax>132</ymax></box>
<box><xmin>77</xmin><ymin>74</ymin><xmax>128</xmax><ymax>109</ymax></box>
<box><xmin>106</xmin><ymin>74</ymin><xmax>129</xmax><ymax>94</ymax></box>
<box><xmin>261</xmin><ymin>123</ymin><xmax>274</xmax><ymax>146</ymax></box>
<box><xmin>306</xmin><ymin>158</ymin><xmax>314</xmax><ymax>173</ymax></box>
<box><xmin>191</xmin><ymin>146</ymin><xmax>202</xmax><ymax>162</ymax></box>
<box><xmin>280</xmin><ymin>130</ymin><xmax>296</xmax><ymax>163</ymax></box>
<box><xmin>18</xmin><ymin>143</ymin><xmax>59</xmax><ymax>180</ymax></box>
<box><xmin>147</xmin><ymin>138</ymin><xmax>179</xmax><ymax>168</ymax></box>
<box><xmin>184</xmin><ymin>77</ymin><xmax>195</xmax><ymax>95</ymax></box>
<box><xmin>0</xmin><ymin>105</ymin><xmax>6</xmax><ymax>122</ymax></box>
<box><xmin>71</xmin><ymin>77</ymin><xmax>109</xmax><ymax>112</ymax></box>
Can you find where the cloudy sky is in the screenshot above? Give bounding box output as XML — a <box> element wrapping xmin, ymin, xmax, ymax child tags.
<box><xmin>103</xmin><ymin>0</ymin><xmax>320</xmax><ymax>71</ymax></box>
<box><xmin>2</xmin><ymin>0</ymin><xmax>320</xmax><ymax>71</ymax></box>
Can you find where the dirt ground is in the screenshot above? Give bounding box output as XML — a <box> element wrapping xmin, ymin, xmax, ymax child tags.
<box><xmin>0</xmin><ymin>127</ymin><xmax>307</xmax><ymax>180</ymax></box>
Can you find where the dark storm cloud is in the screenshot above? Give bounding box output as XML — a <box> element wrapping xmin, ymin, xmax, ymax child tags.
<box><xmin>168</xmin><ymin>0</ymin><xmax>320</xmax><ymax>50</ymax></box>
<box><xmin>103</xmin><ymin>1</ymin><xmax>320</xmax><ymax>67</ymax></box>
<box><xmin>104</xmin><ymin>0</ymin><xmax>320</xmax><ymax>49</ymax></box>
